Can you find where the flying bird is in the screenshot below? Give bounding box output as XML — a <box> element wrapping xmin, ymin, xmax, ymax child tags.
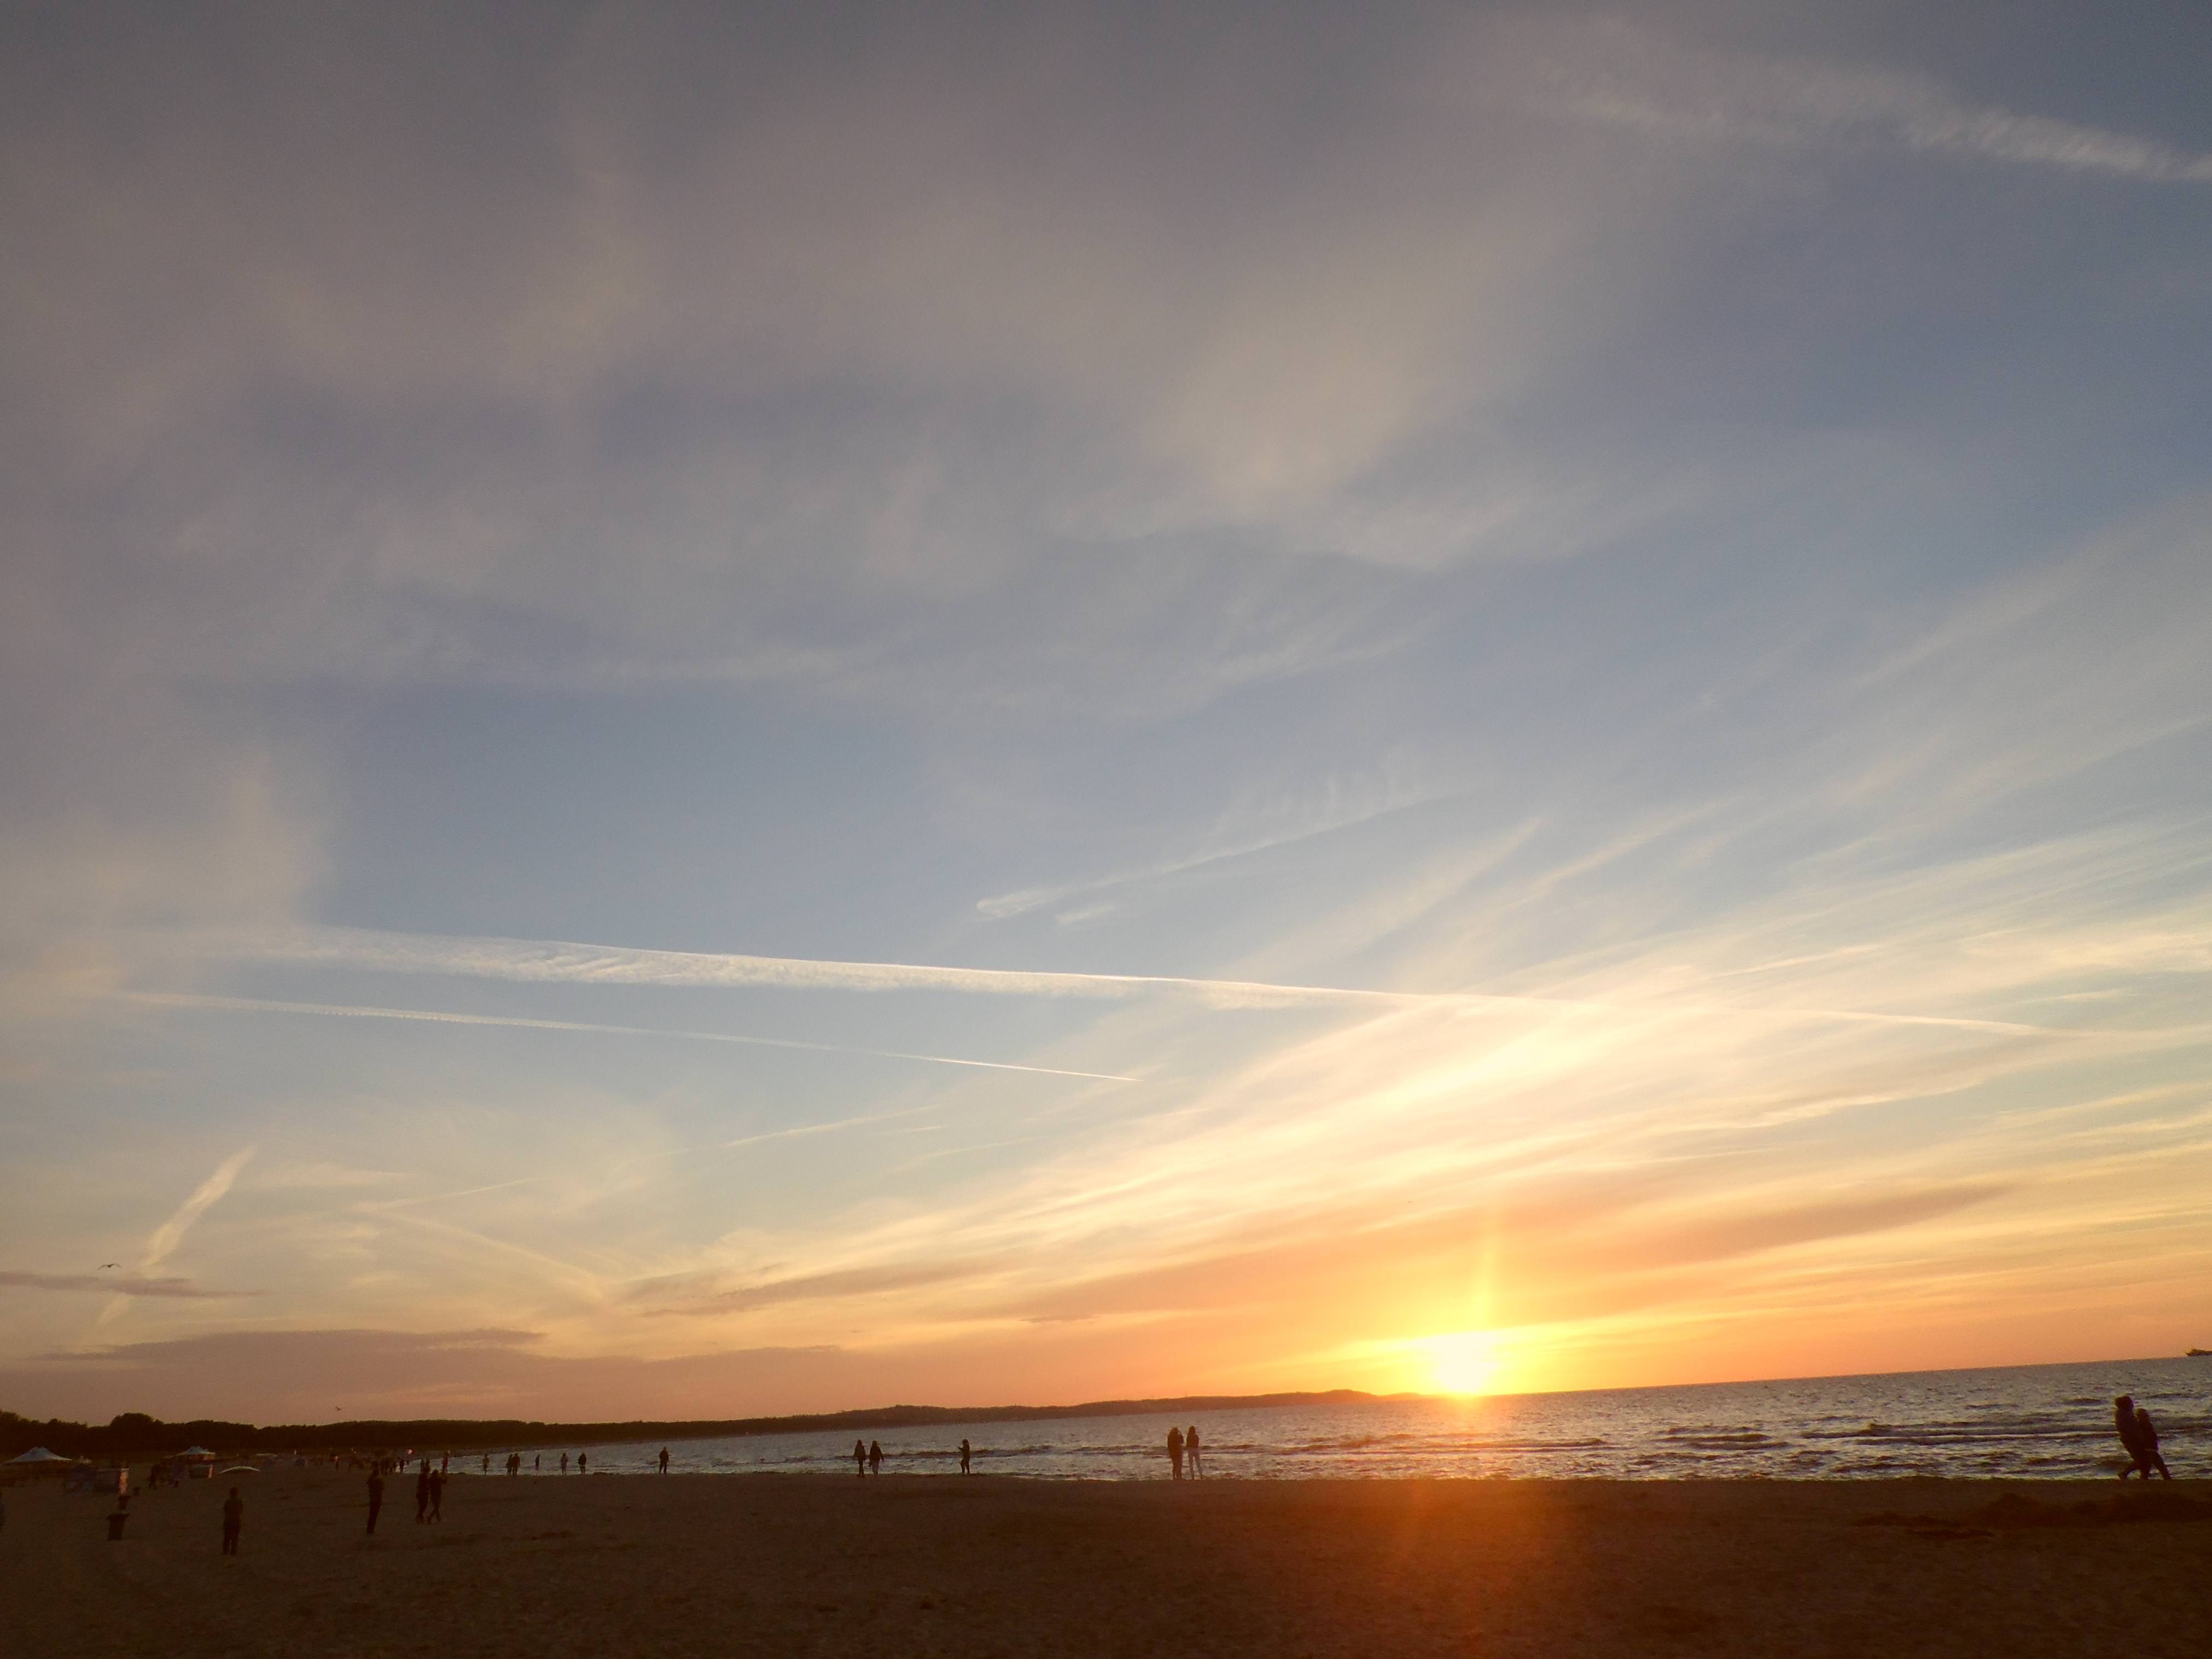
<box><xmin>97</xmin><ymin>1262</ymin><xmax>119</xmax><ymax>1270</ymax></box>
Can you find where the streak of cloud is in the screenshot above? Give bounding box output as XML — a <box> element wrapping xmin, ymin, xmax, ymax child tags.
<box><xmin>188</xmin><ymin>926</ymin><xmax>1407</xmax><ymax>1010</ymax></box>
<box><xmin>117</xmin><ymin>991</ymin><xmax>1139</xmax><ymax>1083</ymax></box>
<box><xmin>178</xmin><ymin>927</ymin><xmax>2103</xmax><ymax>1035</ymax></box>
<box><xmin>94</xmin><ymin>1144</ymin><xmax>257</xmax><ymax>1329</ymax></box>
<box><xmin>139</xmin><ymin>1146</ymin><xmax>257</xmax><ymax>1275</ymax></box>
<box><xmin>0</xmin><ymin>1271</ymin><xmax>261</xmax><ymax>1300</ymax></box>
<box><xmin>975</xmin><ymin>783</ymin><xmax>1450</xmax><ymax>919</ymax></box>
<box><xmin>1518</xmin><ymin>18</ymin><xmax>2212</xmax><ymax>183</ymax></box>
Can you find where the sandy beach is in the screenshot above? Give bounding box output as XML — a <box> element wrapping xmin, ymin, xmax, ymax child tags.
<box><xmin>7</xmin><ymin>1470</ymin><xmax>2208</xmax><ymax>1657</ymax></box>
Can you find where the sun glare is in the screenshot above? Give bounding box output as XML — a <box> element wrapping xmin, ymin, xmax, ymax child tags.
<box><xmin>1423</xmin><ymin>1330</ymin><xmax>1500</xmax><ymax>1396</ymax></box>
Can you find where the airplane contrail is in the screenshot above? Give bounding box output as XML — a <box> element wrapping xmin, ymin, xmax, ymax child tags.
<box><xmin>176</xmin><ymin>924</ymin><xmax>2098</xmax><ymax>1037</ymax></box>
<box><xmin>95</xmin><ymin>1143</ymin><xmax>257</xmax><ymax>1328</ymax></box>
<box><xmin>191</xmin><ymin>924</ymin><xmax>1407</xmax><ymax>1009</ymax></box>
<box><xmin>117</xmin><ymin>991</ymin><xmax>1139</xmax><ymax>1082</ymax></box>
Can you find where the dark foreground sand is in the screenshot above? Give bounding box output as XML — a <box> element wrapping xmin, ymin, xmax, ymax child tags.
<box><xmin>7</xmin><ymin>1470</ymin><xmax>2209</xmax><ymax>1658</ymax></box>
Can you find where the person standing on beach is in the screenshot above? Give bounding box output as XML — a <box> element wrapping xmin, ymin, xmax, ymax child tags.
<box><xmin>1186</xmin><ymin>1426</ymin><xmax>1202</xmax><ymax>1479</ymax></box>
<box><xmin>220</xmin><ymin>1486</ymin><xmax>243</xmax><ymax>1555</ymax></box>
<box><xmin>659</xmin><ymin>1447</ymin><xmax>670</xmax><ymax>1475</ymax></box>
<box><xmin>428</xmin><ymin>1467</ymin><xmax>445</xmax><ymax>1521</ymax></box>
<box><xmin>578</xmin><ymin>1452</ymin><xmax>588</xmax><ymax>1476</ymax></box>
<box><xmin>560</xmin><ymin>1452</ymin><xmax>569</xmax><ymax>1475</ymax></box>
<box><xmin>2134</xmin><ymin>1407</ymin><xmax>2173</xmax><ymax>1480</ymax></box>
<box><xmin>415</xmin><ymin>1461</ymin><xmax>432</xmax><ymax>1522</ymax></box>
<box><xmin>1167</xmin><ymin>1425</ymin><xmax>1184</xmax><ymax>1479</ymax></box>
<box><xmin>366</xmin><ymin>1468</ymin><xmax>385</xmax><ymax>1535</ymax></box>
<box><xmin>868</xmin><ymin>1440</ymin><xmax>884</xmax><ymax>1475</ymax></box>
<box><xmin>854</xmin><ymin>1439</ymin><xmax>867</xmax><ymax>1476</ymax></box>
<box><xmin>959</xmin><ymin>1438</ymin><xmax>971</xmax><ymax>1474</ymax></box>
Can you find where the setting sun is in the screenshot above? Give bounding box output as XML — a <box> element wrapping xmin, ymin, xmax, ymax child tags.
<box><xmin>1421</xmin><ymin>1331</ymin><xmax>1501</xmax><ymax>1396</ymax></box>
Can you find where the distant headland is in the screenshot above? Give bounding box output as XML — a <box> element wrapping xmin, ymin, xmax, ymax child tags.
<box><xmin>2</xmin><ymin>1388</ymin><xmax>1391</xmax><ymax>1460</ymax></box>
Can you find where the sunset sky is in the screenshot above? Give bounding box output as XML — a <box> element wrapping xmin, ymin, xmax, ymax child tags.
<box><xmin>4</xmin><ymin>1</ymin><xmax>2210</xmax><ymax>1425</ymax></box>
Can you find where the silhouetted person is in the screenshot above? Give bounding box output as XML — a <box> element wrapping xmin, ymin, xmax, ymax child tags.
<box><xmin>1167</xmin><ymin>1425</ymin><xmax>1184</xmax><ymax>1479</ymax></box>
<box><xmin>560</xmin><ymin>1452</ymin><xmax>569</xmax><ymax>1475</ymax></box>
<box><xmin>534</xmin><ymin>1453</ymin><xmax>542</xmax><ymax>1471</ymax></box>
<box><xmin>415</xmin><ymin>1461</ymin><xmax>432</xmax><ymax>1522</ymax></box>
<box><xmin>366</xmin><ymin>1470</ymin><xmax>385</xmax><ymax>1535</ymax></box>
<box><xmin>1186</xmin><ymin>1425</ymin><xmax>1202</xmax><ymax>1479</ymax></box>
<box><xmin>659</xmin><ymin>1447</ymin><xmax>671</xmax><ymax>1475</ymax></box>
<box><xmin>220</xmin><ymin>1486</ymin><xmax>243</xmax><ymax>1555</ymax></box>
<box><xmin>2116</xmin><ymin>1396</ymin><xmax>2147</xmax><ymax>1477</ymax></box>
<box><xmin>428</xmin><ymin>1468</ymin><xmax>445</xmax><ymax>1521</ymax></box>
<box><xmin>854</xmin><ymin>1439</ymin><xmax>867</xmax><ymax>1476</ymax></box>
<box><xmin>2135</xmin><ymin>1407</ymin><xmax>2173</xmax><ymax>1480</ymax></box>
<box><xmin>481</xmin><ymin>1453</ymin><xmax>490</xmax><ymax>1474</ymax></box>
<box><xmin>959</xmin><ymin>1438</ymin><xmax>971</xmax><ymax>1475</ymax></box>
<box><xmin>868</xmin><ymin>1440</ymin><xmax>884</xmax><ymax>1475</ymax></box>
<box><xmin>440</xmin><ymin>1451</ymin><xmax>450</xmax><ymax>1476</ymax></box>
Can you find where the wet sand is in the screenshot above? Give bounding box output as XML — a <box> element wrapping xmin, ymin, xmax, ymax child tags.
<box><xmin>7</xmin><ymin>1469</ymin><xmax>2208</xmax><ymax>1657</ymax></box>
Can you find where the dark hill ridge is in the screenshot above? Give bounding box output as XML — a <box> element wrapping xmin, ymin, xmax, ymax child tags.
<box><xmin>3</xmin><ymin>1389</ymin><xmax>1390</xmax><ymax>1460</ymax></box>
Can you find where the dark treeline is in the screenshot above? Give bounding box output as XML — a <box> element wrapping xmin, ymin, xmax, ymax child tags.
<box><xmin>3</xmin><ymin>1389</ymin><xmax>1385</xmax><ymax>1460</ymax></box>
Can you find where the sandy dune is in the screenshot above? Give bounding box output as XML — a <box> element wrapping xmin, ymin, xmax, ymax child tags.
<box><xmin>7</xmin><ymin>1469</ymin><xmax>2208</xmax><ymax>1657</ymax></box>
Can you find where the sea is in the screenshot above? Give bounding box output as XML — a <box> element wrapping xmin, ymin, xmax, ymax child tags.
<box><xmin>549</xmin><ymin>1356</ymin><xmax>2209</xmax><ymax>1482</ymax></box>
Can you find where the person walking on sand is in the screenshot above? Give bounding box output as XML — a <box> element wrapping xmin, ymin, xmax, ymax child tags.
<box><xmin>868</xmin><ymin>1440</ymin><xmax>884</xmax><ymax>1475</ymax></box>
<box><xmin>1186</xmin><ymin>1425</ymin><xmax>1202</xmax><ymax>1479</ymax></box>
<box><xmin>959</xmin><ymin>1438</ymin><xmax>971</xmax><ymax>1475</ymax></box>
<box><xmin>366</xmin><ymin>1468</ymin><xmax>385</xmax><ymax>1535</ymax></box>
<box><xmin>2134</xmin><ymin>1407</ymin><xmax>2173</xmax><ymax>1480</ymax></box>
<box><xmin>659</xmin><ymin>1447</ymin><xmax>670</xmax><ymax>1475</ymax></box>
<box><xmin>220</xmin><ymin>1486</ymin><xmax>243</xmax><ymax>1556</ymax></box>
<box><xmin>428</xmin><ymin>1467</ymin><xmax>445</xmax><ymax>1522</ymax></box>
<box><xmin>2115</xmin><ymin>1396</ymin><xmax>2149</xmax><ymax>1477</ymax></box>
<box><xmin>1167</xmin><ymin>1425</ymin><xmax>1184</xmax><ymax>1480</ymax></box>
<box><xmin>854</xmin><ymin>1439</ymin><xmax>868</xmax><ymax>1476</ymax></box>
<box><xmin>415</xmin><ymin>1460</ymin><xmax>432</xmax><ymax>1522</ymax></box>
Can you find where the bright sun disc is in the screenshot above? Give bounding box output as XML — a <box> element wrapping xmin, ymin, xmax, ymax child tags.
<box><xmin>1425</xmin><ymin>1330</ymin><xmax>1498</xmax><ymax>1396</ymax></box>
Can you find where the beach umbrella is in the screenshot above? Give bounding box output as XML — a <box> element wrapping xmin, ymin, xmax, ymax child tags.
<box><xmin>7</xmin><ymin>1447</ymin><xmax>73</xmax><ymax>1463</ymax></box>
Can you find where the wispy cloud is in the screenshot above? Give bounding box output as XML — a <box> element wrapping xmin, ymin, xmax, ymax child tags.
<box><xmin>176</xmin><ymin>925</ymin><xmax>2111</xmax><ymax>1035</ymax></box>
<box><xmin>1518</xmin><ymin>18</ymin><xmax>2212</xmax><ymax>184</ymax></box>
<box><xmin>116</xmin><ymin>991</ymin><xmax>1139</xmax><ymax>1083</ymax></box>
<box><xmin>91</xmin><ymin>1144</ymin><xmax>258</xmax><ymax>1329</ymax></box>
<box><xmin>139</xmin><ymin>1146</ymin><xmax>256</xmax><ymax>1274</ymax></box>
<box><xmin>1</xmin><ymin>1271</ymin><xmax>260</xmax><ymax>1300</ymax></box>
<box><xmin>186</xmin><ymin>925</ymin><xmax>1419</xmax><ymax>1009</ymax></box>
<box><xmin>976</xmin><ymin>779</ymin><xmax>1447</xmax><ymax>920</ymax></box>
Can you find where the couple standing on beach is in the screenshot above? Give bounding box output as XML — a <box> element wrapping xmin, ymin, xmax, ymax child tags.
<box><xmin>2114</xmin><ymin>1396</ymin><xmax>2172</xmax><ymax>1480</ymax></box>
<box><xmin>1167</xmin><ymin>1424</ymin><xmax>1203</xmax><ymax>1479</ymax></box>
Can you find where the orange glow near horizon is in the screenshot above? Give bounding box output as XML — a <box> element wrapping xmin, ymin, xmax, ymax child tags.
<box><xmin>1405</xmin><ymin>1330</ymin><xmax>1503</xmax><ymax>1396</ymax></box>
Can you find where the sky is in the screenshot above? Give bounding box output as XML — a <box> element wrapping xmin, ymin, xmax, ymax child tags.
<box><xmin>3</xmin><ymin>0</ymin><xmax>2210</xmax><ymax>1426</ymax></box>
